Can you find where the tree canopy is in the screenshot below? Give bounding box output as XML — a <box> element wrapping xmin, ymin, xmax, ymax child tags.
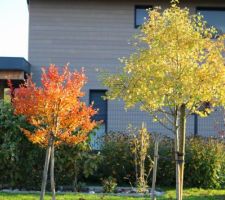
<box><xmin>103</xmin><ymin>3</ymin><xmax>225</xmax><ymax>121</ymax></box>
<box><xmin>13</xmin><ymin>64</ymin><xmax>97</xmax><ymax>146</ymax></box>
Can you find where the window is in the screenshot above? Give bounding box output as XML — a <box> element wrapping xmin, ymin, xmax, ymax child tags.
<box><xmin>89</xmin><ymin>90</ymin><xmax>107</xmax><ymax>149</ymax></box>
<box><xmin>135</xmin><ymin>5</ymin><xmax>152</xmax><ymax>28</ymax></box>
<box><xmin>197</xmin><ymin>8</ymin><xmax>225</xmax><ymax>34</ymax></box>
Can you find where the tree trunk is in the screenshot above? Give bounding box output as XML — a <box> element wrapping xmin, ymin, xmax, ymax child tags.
<box><xmin>179</xmin><ymin>104</ymin><xmax>186</xmax><ymax>200</ymax></box>
<box><xmin>174</xmin><ymin>107</ymin><xmax>181</xmax><ymax>200</ymax></box>
<box><xmin>73</xmin><ymin>158</ymin><xmax>79</xmax><ymax>192</ymax></box>
<box><xmin>151</xmin><ymin>138</ymin><xmax>159</xmax><ymax>200</ymax></box>
<box><xmin>40</xmin><ymin>144</ymin><xmax>52</xmax><ymax>200</ymax></box>
<box><xmin>50</xmin><ymin>141</ymin><xmax>56</xmax><ymax>200</ymax></box>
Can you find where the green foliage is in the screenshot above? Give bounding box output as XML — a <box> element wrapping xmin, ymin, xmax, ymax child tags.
<box><xmin>98</xmin><ymin>132</ymin><xmax>135</xmax><ymax>184</ymax></box>
<box><xmin>102</xmin><ymin>176</ymin><xmax>117</xmax><ymax>193</ymax></box>
<box><xmin>154</xmin><ymin>137</ymin><xmax>225</xmax><ymax>189</ymax></box>
<box><xmin>185</xmin><ymin>137</ymin><xmax>225</xmax><ymax>189</ymax></box>
<box><xmin>55</xmin><ymin>144</ymin><xmax>102</xmax><ymax>191</ymax></box>
<box><xmin>152</xmin><ymin>137</ymin><xmax>176</xmax><ymax>187</ymax></box>
<box><xmin>0</xmin><ymin>101</ymin><xmax>44</xmax><ymax>189</ymax></box>
<box><xmin>0</xmin><ymin>102</ymin><xmax>101</xmax><ymax>190</ymax></box>
<box><xmin>98</xmin><ymin>133</ymin><xmax>225</xmax><ymax>189</ymax></box>
<box><xmin>0</xmin><ymin>102</ymin><xmax>224</xmax><ymax>189</ymax></box>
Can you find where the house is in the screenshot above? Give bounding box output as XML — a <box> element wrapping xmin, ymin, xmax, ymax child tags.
<box><xmin>1</xmin><ymin>0</ymin><xmax>225</xmax><ymax>140</ymax></box>
<box><xmin>26</xmin><ymin>0</ymin><xmax>225</xmax><ymax>139</ymax></box>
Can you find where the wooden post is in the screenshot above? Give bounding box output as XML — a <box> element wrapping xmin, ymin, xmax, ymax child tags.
<box><xmin>179</xmin><ymin>104</ymin><xmax>186</xmax><ymax>200</ymax></box>
<box><xmin>40</xmin><ymin>144</ymin><xmax>52</xmax><ymax>200</ymax></box>
<box><xmin>50</xmin><ymin>142</ymin><xmax>56</xmax><ymax>200</ymax></box>
<box><xmin>151</xmin><ymin>134</ymin><xmax>160</xmax><ymax>200</ymax></box>
<box><xmin>174</xmin><ymin>107</ymin><xmax>181</xmax><ymax>200</ymax></box>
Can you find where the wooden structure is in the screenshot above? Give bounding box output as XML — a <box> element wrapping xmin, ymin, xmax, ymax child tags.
<box><xmin>0</xmin><ymin>57</ymin><xmax>30</xmax><ymax>99</ymax></box>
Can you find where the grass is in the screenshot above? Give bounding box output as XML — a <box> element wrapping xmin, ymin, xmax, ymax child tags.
<box><xmin>0</xmin><ymin>188</ymin><xmax>224</xmax><ymax>200</ymax></box>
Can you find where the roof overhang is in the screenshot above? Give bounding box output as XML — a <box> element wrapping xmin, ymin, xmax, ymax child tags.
<box><xmin>0</xmin><ymin>57</ymin><xmax>31</xmax><ymax>80</ymax></box>
<box><xmin>0</xmin><ymin>57</ymin><xmax>31</xmax><ymax>73</ymax></box>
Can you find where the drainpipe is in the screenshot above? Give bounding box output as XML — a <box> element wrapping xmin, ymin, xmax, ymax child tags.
<box><xmin>194</xmin><ymin>114</ymin><xmax>198</xmax><ymax>136</ymax></box>
<box><xmin>0</xmin><ymin>80</ymin><xmax>4</xmax><ymax>100</ymax></box>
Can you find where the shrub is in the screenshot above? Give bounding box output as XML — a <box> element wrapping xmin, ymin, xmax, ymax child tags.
<box><xmin>152</xmin><ymin>137</ymin><xmax>176</xmax><ymax>187</ymax></box>
<box><xmin>151</xmin><ymin>136</ymin><xmax>225</xmax><ymax>189</ymax></box>
<box><xmin>185</xmin><ymin>137</ymin><xmax>225</xmax><ymax>188</ymax></box>
<box><xmin>98</xmin><ymin>133</ymin><xmax>225</xmax><ymax>189</ymax></box>
<box><xmin>129</xmin><ymin>124</ymin><xmax>152</xmax><ymax>193</ymax></box>
<box><xmin>0</xmin><ymin>101</ymin><xmax>44</xmax><ymax>189</ymax></box>
<box><xmin>102</xmin><ymin>176</ymin><xmax>117</xmax><ymax>193</ymax></box>
<box><xmin>55</xmin><ymin>143</ymin><xmax>102</xmax><ymax>191</ymax></box>
<box><xmin>98</xmin><ymin>132</ymin><xmax>135</xmax><ymax>184</ymax></box>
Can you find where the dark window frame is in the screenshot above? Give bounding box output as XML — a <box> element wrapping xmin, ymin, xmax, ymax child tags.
<box><xmin>134</xmin><ymin>5</ymin><xmax>152</xmax><ymax>28</ymax></box>
<box><xmin>196</xmin><ymin>7</ymin><xmax>225</xmax><ymax>34</ymax></box>
<box><xmin>89</xmin><ymin>89</ymin><xmax>108</xmax><ymax>133</ymax></box>
<box><xmin>196</xmin><ymin>7</ymin><xmax>225</xmax><ymax>12</ymax></box>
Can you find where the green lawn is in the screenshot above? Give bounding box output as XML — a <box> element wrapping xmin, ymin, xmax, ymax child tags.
<box><xmin>0</xmin><ymin>188</ymin><xmax>224</xmax><ymax>200</ymax></box>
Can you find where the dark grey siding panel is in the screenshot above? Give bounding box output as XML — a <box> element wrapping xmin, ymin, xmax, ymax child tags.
<box><xmin>29</xmin><ymin>0</ymin><xmax>225</xmax><ymax>137</ymax></box>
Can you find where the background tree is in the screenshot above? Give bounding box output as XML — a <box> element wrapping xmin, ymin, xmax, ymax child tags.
<box><xmin>102</xmin><ymin>2</ymin><xmax>225</xmax><ymax>200</ymax></box>
<box><xmin>12</xmin><ymin>64</ymin><xmax>97</xmax><ymax>200</ymax></box>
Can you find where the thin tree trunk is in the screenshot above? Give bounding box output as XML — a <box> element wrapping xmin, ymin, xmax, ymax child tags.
<box><xmin>151</xmin><ymin>138</ymin><xmax>159</xmax><ymax>200</ymax></box>
<box><xmin>134</xmin><ymin>140</ymin><xmax>138</xmax><ymax>187</ymax></box>
<box><xmin>73</xmin><ymin>158</ymin><xmax>79</xmax><ymax>192</ymax></box>
<box><xmin>40</xmin><ymin>144</ymin><xmax>52</xmax><ymax>200</ymax></box>
<box><xmin>140</xmin><ymin>126</ymin><xmax>145</xmax><ymax>191</ymax></box>
<box><xmin>50</xmin><ymin>141</ymin><xmax>56</xmax><ymax>200</ymax></box>
<box><xmin>179</xmin><ymin>104</ymin><xmax>186</xmax><ymax>200</ymax></box>
<box><xmin>174</xmin><ymin>108</ymin><xmax>181</xmax><ymax>200</ymax></box>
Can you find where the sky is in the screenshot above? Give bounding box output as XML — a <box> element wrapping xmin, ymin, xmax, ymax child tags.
<box><xmin>0</xmin><ymin>0</ymin><xmax>28</xmax><ymax>59</ymax></box>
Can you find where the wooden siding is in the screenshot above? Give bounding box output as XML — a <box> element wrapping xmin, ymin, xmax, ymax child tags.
<box><xmin>0</xmin><ymin>71</ymin><xmax>24</xmax><ymax>80</ymax></box>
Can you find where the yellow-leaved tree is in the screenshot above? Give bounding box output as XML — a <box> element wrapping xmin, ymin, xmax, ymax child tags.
<box><xmin>102</xmin><ymin>2</ymin><xmax>225</xmax><ymax>200</ymax></box>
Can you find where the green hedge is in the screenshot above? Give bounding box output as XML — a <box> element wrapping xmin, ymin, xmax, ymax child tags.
<box><xmin>96</xmin><ymin>133</ymin><xmax>135</xmax><ymax>184</ymax></box>
<box><xmin>185</xmin><ymin>137</ymin><xmax>225</xmax><ymax>188</ymax></box>
<box><xmin>0</xmin><ymin>101</ymin><xmax>44</xmax><ymax>189</ymax></box>
<box><xmin>97</xmin><ymin>134</ymin><xmax>225</xmax><ymax>189</ymax></box>
<box><xmin>0</xmin><ymin>102</ymin><xmax>101</xmax><ymax>190</ymax></box>
<box><xmin>0</xmin><ymin>102</ymin><xmax>224</xmax><ymax>189</ymax></box>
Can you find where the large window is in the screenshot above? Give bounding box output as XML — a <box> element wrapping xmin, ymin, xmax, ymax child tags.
<box><xmin>89</xmin><ymin>90</ymin><xmax>107</xmax><ymax>149</ymax></box>
<box><xmin>135</xmin><ymin>5</ymin><xmax>152</xmax><ymax>28</ymax></box>
<box><xmin>197</xmin><ymin>8</ymin><xmax>225</xmax><ymax>34</ymax></box>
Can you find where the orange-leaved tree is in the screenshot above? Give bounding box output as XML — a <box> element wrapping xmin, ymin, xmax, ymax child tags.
<box><xmin>12</xmin><ymin>64</ymin><xmax>98</xmax><ymax>200</ymax></box>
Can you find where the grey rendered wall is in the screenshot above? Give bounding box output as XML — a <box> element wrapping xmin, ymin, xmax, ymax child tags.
<box><xmin>28</xmin><ymin>0</ymin><xmax>225</xmax><ymax>137</ymax></box>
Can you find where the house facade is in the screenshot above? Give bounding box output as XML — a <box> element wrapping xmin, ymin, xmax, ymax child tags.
<box><xmin>27</xmin><ymin>0</ymin><xmax>225</xmax><ymax>139</ymax></box>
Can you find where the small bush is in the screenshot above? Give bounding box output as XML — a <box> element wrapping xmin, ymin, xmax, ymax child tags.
<box><xmin>153</xmin><ymin>137</ymin><xmax>176</xmax><ymax>186</ymax></box>
<box><xmin>98</xmin><ymin>132</ymin><xmax>135</xmax><ymax>184</ymax></box>
<box><xmin>55</xmin><ymin>143</ymin><xmax>102</xmax><ymax>191</ymax></box>
<box><xmin>102</xmin><ymin>176</ymin><xmax>117</xmax><ymax>193</ymax></box>
<box><xmin>151</xmin><ymin>136</ymin><xmax>225</xmax><ymax>189</ymax></box>
<box><xmin>185</xmin><ymin>137</ymin><xmax>225</xmax><ymax>188</ymax></box>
